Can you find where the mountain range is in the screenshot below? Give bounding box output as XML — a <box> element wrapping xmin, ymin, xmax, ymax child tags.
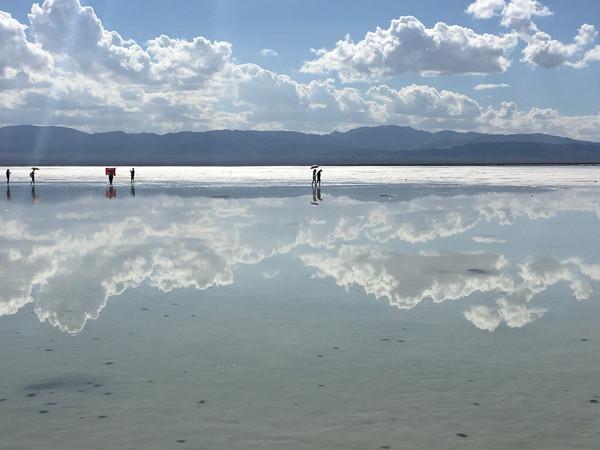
<box><xmin>1</xmin><ymin>124</ymin><xmax>599</xmax><ymax>165</ymax></box>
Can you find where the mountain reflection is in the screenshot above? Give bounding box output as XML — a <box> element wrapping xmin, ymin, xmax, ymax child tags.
<box><xmin>1</xmin><ymin>188</ymin><xmax>599</xmax><ymax>334</ymax></box>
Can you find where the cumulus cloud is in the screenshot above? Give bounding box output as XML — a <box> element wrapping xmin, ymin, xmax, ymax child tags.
<box><xmin>466</xmin><ymin>0</ymin><xmax>598</xmax><ymax>69</ymax></box>
<box><xmin>0</xmin><ymin>0</ymin><xmax>599</xmax><ymax>138</ymax></box>
<box><xmin>301</xmin><ymin>16</ymin><xmax>518</xmax><ymax>81</ymax></box>
<box><xmin>0</xmin><ymin>10</ymin><xmax>52</xmax><ymax>83</ymax></box>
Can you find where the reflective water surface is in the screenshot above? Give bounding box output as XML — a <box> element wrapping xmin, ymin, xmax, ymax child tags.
<box><xmin>2</xmin><ymin>175</ymin><xmax>600</xmax><ymax>449</ymax></box>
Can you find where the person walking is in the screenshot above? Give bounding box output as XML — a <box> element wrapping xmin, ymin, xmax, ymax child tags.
<box><xmin>312</xmin><ymin>168</ymin><xmax>317</xmax><ymax>186</ymax></box>
<box><xmin>130</xmin><ymin>167</ymin><xmax>135</xmax><ymax>183</ymax></box>
<box><xmin>5</xmin><ymin>169</ymin><xmax>10</xmax><ymax>184</ymax></box>
<box><xmin>30</xmin><ymin>170</ymin><xmax>35</xmax><ymax>185</ymax></box>
<box><xmin>316</xmin><ymin>169</ymin><xmax>322</xmax><ymax>187</ymax></box>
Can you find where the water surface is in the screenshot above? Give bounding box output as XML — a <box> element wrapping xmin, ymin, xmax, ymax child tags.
<box><xmin>1</xmin><ymin>167</ymin><xmax>600</xmax><ymax>449</ymax></box>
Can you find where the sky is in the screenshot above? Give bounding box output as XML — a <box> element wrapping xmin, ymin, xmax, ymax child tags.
<box><xmin>1</xmin><ymin>0</ymin><xmax>600</xmax><ymax>139</ymax></box>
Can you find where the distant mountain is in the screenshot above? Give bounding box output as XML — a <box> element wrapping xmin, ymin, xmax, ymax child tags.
<box><xmin>0</xmin><ymin>124</ymin><xmax>598</xmax><ymax>165</ymax></box>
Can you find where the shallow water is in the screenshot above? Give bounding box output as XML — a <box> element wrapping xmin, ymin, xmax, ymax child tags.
<box><xmin>1</xmin><ymin>171</ymin><xmax>600</xmax><ymax>449</ymax></box>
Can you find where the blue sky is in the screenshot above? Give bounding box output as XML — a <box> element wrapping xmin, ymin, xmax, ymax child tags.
<box><xmin>1</xmin><ymin>0</ymin><xmax>600</xmax><ymax>139</ymax></box>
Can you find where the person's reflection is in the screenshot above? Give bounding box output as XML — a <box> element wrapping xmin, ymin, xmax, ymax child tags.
<box><xmin>31</xmin><ymin>185</ymin><xmax>38</xmax><ymax>202</ymax></box>
<box><xmin>105</xmin><ymin>186</ymin><xmax>117</xmax><ymax>199</ymax></box>
<box><xmin>311</xmin><ymin>185</ymin><xmax>323</xmax><ymax>205</ymax></box>
<box><xmin>6</xmin><ymin>186</ymin><xmax>10</xmax><ymax>201</ymax></box>
<box><xmin>130</xmin><ymin>184</ymin><xmax>135</xmax><ymax>197</ymax></box>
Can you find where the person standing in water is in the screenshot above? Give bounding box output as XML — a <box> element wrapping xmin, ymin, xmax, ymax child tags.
<box><xmin>5</xmin><ymin>169</ymin><xmax>10</xmax><ymax>184</ymax></box>
<box><xmin>130</xmin><ymin>168</ymin><xmax>135</xmax><ymax>183</ymax></box>
<box><xmin>316</xmin><ymin>169</ymin><xmax>322</xmax><ymax>187</ymax></box>
<box><xmin>312</xmin><ymin>168</ymin><xmax>317</xmax><ymax>186</ymax></box>
<box><xmin>108</xmin><ymin>172</ymin><xmax>114</xmax><ymax>185</ymax></box>
<box><xmin>30</xmin><ymin>170</ymin><xmax>35</xmax><ymax>184</ymax></box>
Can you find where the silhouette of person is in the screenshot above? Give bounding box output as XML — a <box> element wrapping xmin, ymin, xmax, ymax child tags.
<box><xmin>312</xmin><ymin>168</ymin><xmax>317</xmax><ymax>186</ymax></box>
<box><xmin>316</xmin><ymin>169</ymin><xmax>322</xmax><ymax>186</ymax></box>
<box><xmin>5</xmin><ymin>169</ymin><xmax>10</xmax><ymax>184</ymax></box>
<box><xmin>130</xmin><ymin>168</ymin><xmax>135</xmax><ymax>183</ymax></box>
<box><xmin>108</xmin><ymin>172</ymin><xmax>114</xmax><ymax>185</ymax></box>
<box><xmin>30</xmin><ymin>170</ymin><xmax>35</xmax><ymax>184</ymax></box>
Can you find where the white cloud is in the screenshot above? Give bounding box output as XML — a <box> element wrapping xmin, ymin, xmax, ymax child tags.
<box><xmin>467</xmin><ymin>0</ymin><xmax>598</xmax><ymax>69</ymax></box>
<box><xmin>474</xmin><ymin>83</ymin><xmax>510</xmax><ymax>90</ymax></box>
<box><xmin>466</xmin><ymin>0</ymin><xmax>506</xmax><ymax>20</ymax></box>
<box><xmin>300</xmin><ymin>16</ymin><xmax>518</xmax><ymax>81</ymax></box>
<box><xmin>259</xmin><ymin>48</ymin><xmax>279</xmax><ymax>57</ymax></box>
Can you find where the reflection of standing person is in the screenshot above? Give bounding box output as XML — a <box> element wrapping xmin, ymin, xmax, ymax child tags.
<box><xmin>31</xmin><ymin>185</ymin><xmax>37</xmax><ymax>202</ymax></box>
<box><xmin>130</xmin><ymin>168</ymin><xmax>135</xmax><ymax>183</ymax></box>
<box><xmin>5</xmin><ymin>169</ymin><xmax>10</xmax><ymax>184</ymax></box>
<box><xmin>6</xmin><ymin>186</ymin><xmax>10</xmax><ymax>201</ymax></box>
<box><xmin>30</xmin><ymin>170</ymin><xmax>35</xmax><ymax>184</ymax></box>
<box><xmin>316</xmin><ymin>169</ymin><xmax>322</xmax><ymax>186</ymax></box>
<box><xmin>130</xmin><ymin>184</ymin><xmax>135</xmax><ymax>197</ymax></box>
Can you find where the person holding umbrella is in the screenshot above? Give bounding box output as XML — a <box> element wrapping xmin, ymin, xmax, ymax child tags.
<box><xmin>311</xmin><ymin>165</ymin><xmax>319</xmax><ymax>185</ymax></box>
<box><xmin>30</xmin><ymin>167</ymin><xmax>39</xmax><ymax>184</ymax></box>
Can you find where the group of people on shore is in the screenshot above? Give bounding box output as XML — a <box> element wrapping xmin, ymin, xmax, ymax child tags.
<box><xmin>5</xmin><ymin>168</ymin><xmax>36</xmax><ymax>184</ymax></box>
<box><xmin>5</xmin><ymin>168</ymin><xmax>137</xmax><ymax>185</ymax></box>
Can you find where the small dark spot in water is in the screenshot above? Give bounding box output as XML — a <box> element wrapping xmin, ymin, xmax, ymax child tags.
<box><xmin>86</xmin><ymin>382</ymin><xmax>93</xmax><ymax>385</ymax></box>
<box><xmin>97</xmin><ymin>415</ymin><xmax>107</xmax><ymax>419</ymax></box>
<box><xmin>467</xmin><ymin>268</ymin><xmax>487</xmax><ymax>274</ymax></box>
<box><xmin>381</xmin><ymin>446</ymin><xmax>391</xmax><ymax>449</ymax></box>
<box><xmin>397</xmin><ymin>340</ymin><xmax>405</xmax><ymax>343</ymax></box>
<box><xmin>581</xmin><ymin>338</ymin><xmax>588</xmax><ymax>342</ymax></box>
<box><xmin>467</xmin><ymin>379</ymin><xmax>473</xmax><ymax>382</ymax></box>
<box><xmin>105</xmin><ymin>362</ymin><xmax>114</xmax><ymax>365</ymax></box>
<box><xmin>318</xmin><ymin>384</ymin><xmax>325</xmax><ymax>387</ymax></box>
<box><xmin>333</xmin><ymin>346</ymin><xmax>339</xmax><ymax>350</ymax></box>
<box><xmin>197</xmin><ymin>400</ymin><xmax>206</xmax><ymax>404</ymax></box>
<box><xmin>44</xmin><ymin>348</ymin><xmax>53</xmax><ymax>352</ymax></box>
<box><xmin>146</xmin><ymin>379</ymin><xmax>154</xmax><ymax>383</ymax></box>
<box><xmin>317</xmin><ymin>354</ymin><xmax>323</xmax><ymax>358</ymax></box>
<box><xmin>78</xmin><ymin>390</ymin><xmax>84</xmax><ymax>393</ymax></box>
<box><xmin>293</xmin><ymin>402</ymin><xmax>299</xmax><ymax>406</ymax></box>
<box><xmin>104</xmin><ymin>392</ymin><xmax>112</xmax><ymax>396</ymax></box>
<box><xmin>563</xmin><ymin>389</ymin><xmax>569</xmax><ymax>392</ymax></box>
<box><xmin>473</xmin><ymin>403</ymin><xmax>480</xmax><ymax>406</ymax></box>
<box><xmin>456</xmin><ymin>433</ymin><xmax>468</xmax><ymax>438</ymax></box>
<box><xmin>590</xmin><ymin>399</ymin><xmax>598</xmax><ymax>404</ymax></box>
<box><xmin>182</xmin><ymin>370</ymin><xmax>188</xmax><ymax>374</ymax></box>
<box><xmin>26</xmin><ymin>393</ymin><xmax>36</xmax><ymax>397</ymax></box>
<box><xmin>191</xmin><ymin>314</ymin><xmax>196</xmax><ymax>317</ymax></box>
<box><xmin>141</xmin><ymin>307</ymin><xmax>149</xmax><ymax>311</ymax></box>
<box><xmin>46</xmin><ymin>402</ymin><xmax>57</xmax><ymax>406</ymax></box>
<box><xmin>176</xmin><ymin>440</ymin><xmax>186</xmax><ymax>443</ymax></box>
<box><xmin>49</xmin><ymin>339</ymin><xmax>55</xmax><ymax>342</ymax></box>
<box><xmin>93</xmin><ymin>337</ymin><xmax>99</xmax><ymax>341</ymax></box>
<box><xmin>172</xmin><ymin>303</ymin><xmax>178</xmax><ymax>306</ymax></box>
<box><xmin>39</xmin><ymin>410</ymin><xmax>49</xmax><ymax>414</ymax></box>
<box><xmin>93</xmin><ymin>384</ymin><xmax>102</xmax><ymax>388</ymax></box>
<box><xmin>163</xmin><ymin>315</ymin><xmax>169</xmax><ymax>318</ymax></box>
<box><xmin>0</xmin><ymin>398</ymin><xmax>6</xmax><ymax>402</ymax></box>
<box><xmin>129</xmin><ymin>332</ymin><xmax>134</xmax><ymax>336</ymax></box>
<box><xmin>381</xmin><ymin>338</ymin><xmax>391</xmax><ymax>342</ymax></box>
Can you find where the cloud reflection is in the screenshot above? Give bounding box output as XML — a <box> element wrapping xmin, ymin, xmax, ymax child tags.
<box><xmin>1</xmin><ymin>187</ymin><xmax>599</xmax><ymax>334</ymax></box>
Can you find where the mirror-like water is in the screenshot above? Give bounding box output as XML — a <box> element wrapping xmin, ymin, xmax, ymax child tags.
<box><xmin>1</xmin><ymin>167</ymin><xmax>600</xmax><ymax>449</ymax></box>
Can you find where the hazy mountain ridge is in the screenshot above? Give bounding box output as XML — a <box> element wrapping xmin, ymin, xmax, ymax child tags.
<box><xmin>0</xmin><ymin>125</ymin><xmax>598</xmax><ymax>165</ymax></box>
